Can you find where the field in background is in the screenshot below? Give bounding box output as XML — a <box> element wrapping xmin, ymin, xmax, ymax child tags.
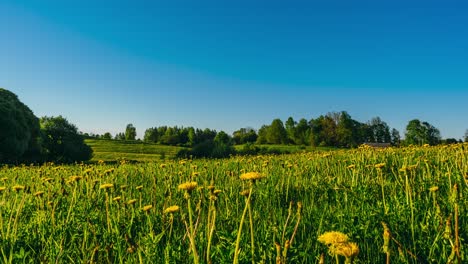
<box><xmin>85</xmin><ymin>139</ymin><xmax>325</xmax><ymax>162</ymax></box>
<box><xmin>85</xmin><ymin>139</ymin><xmax>186</xmax><ymax>161</ymax></box>
<box><xmin>0</xmin><ymin>144</ymin><xmax>466</xmax><ymax>263</ymax></box>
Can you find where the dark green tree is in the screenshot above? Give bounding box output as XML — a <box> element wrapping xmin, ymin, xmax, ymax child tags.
<box><xmin>390</xmin><ymin>128</ymin><xmax>401</xmax><ymax>146</ymax></box>
<box><xmin>40</xmin><ymin>116</ymin><xmax>92</xmax><ymax>163</ymax></box>
<box><xmin>405</xmin><ymin>119</ymin><xmax>441</xmax><ymax>145</ymax></box>
<box><xmin>465</xmin><ymin>129</ymin><xmax>468</xmax><ymax>142</ymax></box>
<box><xmin>256</xmin><ymin>125</ymin><xmax>269</xmax><ymax>144</ymax></box>
<box><xmin>285</xmin><ymin>117</ymin><xmax>296</xmax><ymax>144</ymax></box>
<box><xmin>232</xmin><ymin>127</ymin><xmax>257</xmax><ymax>145</ymax></box>
<box><xmin>0</xmin><ymin>88</ymin><xmax>41</xmax><ymax>163</ymax></box>
<box><xmin>143</xmin><ymin>127</ymin><xmax>159</xmax><ymax>143</ymax></box>
<box><xmin>102</xmin><ymin>132</ymin><xmax>112</xmax><ymax>140</ymax></box>
<box><xmin>125</xmin><ymin>124</ymin><xmax>137</xmax><ymax>140</ymax></box>
<box><xmin>267</xmin><ymin>119</ymin><xmax>288</xmax><ymax>144</ymax></box>
<box><xmin>368</xmin><ymin>117</ymin><xmax>391</xmax><ymax>143</ymax></box>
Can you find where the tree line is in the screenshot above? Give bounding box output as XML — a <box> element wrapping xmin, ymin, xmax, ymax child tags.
<box><xmin>0</xmin><ymin>89</ymin><xmax>92</xmax><ymax>164</ymax></box>
<box><xmin>3</xmin><ymin>87</ymin><xmax>466</xmax><ymax>163</ymax></box>
<box><xmin>92</xmin><ymin>111</ymin><xmax>460</xmax><ymax>149</ymax></box>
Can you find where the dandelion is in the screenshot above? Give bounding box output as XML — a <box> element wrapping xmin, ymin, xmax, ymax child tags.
<box><xmin>374</xmin><ymin>163</ymin><xmax>385</xmax><ymax>169</ymax></box>
<box><xmin>69</xmin><ymin>175</ymin><xmax>83</xmax><ymax>182</ymax></box>
<box><xmin>34</xmin><ymin>191</ymin><xmax>45</xmax><ymax>197</ymax></box>
<box><xmin>347</xmin><ymin>164</ymin><xmax>356</xmax><ymax>169</ymax></box>
<box><xmin>142</xmin><ymin>205</ymin><xmax>153</xmax><ymax>212</ymax></box>
<box><xmin>159</xmin><ymin>163</ymin><xmax>166</xmax><ymax>168</ymax></box>
<box><xmin>239</xmin><ymin>172</ymin><xmax>264</xmax><ymax>181</ymax></box>
<box><xmin>429</xmin><ymin>186</ymin><xmax>439</xmax><ymax>192</ymax></box>
<box><xmin>164</xmin><ymin>205</ymin><xmax>180</xmax><ymax>214</ymax></box>
<box><xmin>100</xmin><ymin>183</ymin><xmax>114</xmax><ymax>190</ymax></box>
<box><xmin>178</xmin><ymin>181</ymin><xmax>198</xmax><ymax>192</ymax></box>
<box><xmin>213</xmin><ymin>189</ymin><xmax>222</xmax><ymax>195</ymax></box>
<box><xmin>127</xmin><ymin>199</ymin><xmax>137</xmax><ymax>205</ymax></box>
<box><xmin>1</xmin><ymin>177</ymin><xmax>8</xmax><ymax>181</ymax></box>
<box><xmin>318</xmin><ymin>231</ymin><xmax>349</xmax><ymax>246</ymax></box>
<box><xmin>0</xmin><ymin>186</ymin><xmax>7</xmax><ymax>192</ymax></box>
<box><xmin>240</xmin><ymin>189</ymin><xmax>250</xmax><ymax>197</ymax></box>
<box><xmin>112</xmin><ymin>196</ymin><xmax>121</xmax><ymax>202</ymax></box>
<box><xmin>334</xmin><ymin>242</ymin><xmax>359</xmax><ymax>258</ymax></box>
<box><xmin>136</xmin><ymin>185</ymin><xmax>143</xmax><ymax>191</ymax></box>
<box><xmin>12</xmin><ymin>185</ymin><xmax>25</xmax><ymax>192</ymax></box>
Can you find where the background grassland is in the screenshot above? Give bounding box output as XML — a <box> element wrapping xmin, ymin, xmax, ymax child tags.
<box><xmin>0</xmin><ymin>144</ymin><xmax>466</xmax><ymax>263</ymax></box>
<box><xmin>85</xmin><ymin>139</ymin><xmax>186</xmax><ymax>161</ymax></box>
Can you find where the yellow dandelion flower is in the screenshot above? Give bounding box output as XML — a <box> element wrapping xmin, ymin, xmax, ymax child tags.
<box><xmin>192</xmin><ymin>172</ymin><xmax>200</xmax><ymax>177</ymax></box>
<box><xmin>240</xmin><ymin>189</ymin><xmax>250</xmax><ymax>197</ymax></box>
<box><xmin>334</xmin><ymin>242</ymin><xmax>359</xmax><ymax>258</ymax></box>
<box><xmin>69</xmin><ymin>176</ymin><xmax>83</xmax><ymax>182</ymax></box>
<box><xmin>112</xmin><ymin>196</ymin><xmax>122</xmax><ymax>202</ymax></box>
<box><xmin>374</xmin><ymin>163</ymin><xmax>385</xmax><ymax>169</ymax></box>
<box><xmin>100</xmin><ymin>183</ymin><xmax>114</xmax><ymax>190</ymax></box>
<box><xmin>164</xmin><ymin>205</ymin><xmax>180</xmax><ymax>214</ymax></box>
<box><xmin>127</xmin><ymin>199</ymin><xmax>138</xmax><ymax>205</ymax></box>
<box><xmin>142</xmin><ymin>205</ymin><xmax>153</xmax><ymax>212</ymax></box>
<box><xmin>1</xmin><ymin>177</ymin><xmax>8</xmax><ymax>181</ymax></box>
<box><xmin>34</xmin><ymin>191</ymin><xmax>45</xmax><ymax>197</ymax></box>
<box><xmin>429</xmin><ymin>186</ymin><xmax>439</xmax><ymax>192</ymax></box>
<box><xmin>0</xmin><ymin>186</ymin><xmax>7</xmax><ymax>192</ymax></box>
<box><xmin>178</xmin><ymin>181</ymin><xmax>198</xmax><ymax>191</ymax></box>
<box><xmin>159</xmin><ymin>163</ymin><xmax>166</xmax><ymax>168</ymax></box>
<box><xmin>12</xmin><ymin>185</ymin><xmax>25</xmax><ymax>192</ymax></box>
<box><xmin>347</xmin><ymin>164</ymin><xmax>356</xmax><ymax>169</ymax></box>
<box><xmin>318</xmin><ymin>231</ymin><xmax>349</xmax><ymax>246</ymax></box>
<box><xmin>213</xmin><ymin>189</ymin><xmax>222</xmax><ymax>195</ymax></box>
<box><xmin>136</xmin><ymin>185</ymin><xmax>143</xmax><ymax>191</ymax></box>
<box><xmin>239</xmin><ymin>172</ymin><xmax>264</xmax><ymax>181</ymax></box>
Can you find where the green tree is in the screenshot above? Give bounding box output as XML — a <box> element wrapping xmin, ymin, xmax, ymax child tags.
<box><xmin>465</xmin><ymin>129</ymin><xmax>468</xmax><ymax>142</ymax></box>
<box><xmin>267</xmin><ymin>119</ymin><xmax>288</xmax><ymax>144</ymax></box>
<box><xmin>102</xmin><ymin>132</ymin><xmax>112</xmax><ymax>140</ymax></box>
<box><xmin>285</xmin><ymin>117</ymin><xmax>296</xmax><ymax>144</ymax></box>
<box><xmin>144</xmin><ymin>127</ymin><xmax>159</xmax><ymax>143</ymax></box>
<box><xmin>405</xmin><ymin>119</ymin><xmax>441</xmax><ymax>145</ymax></box>
<box><xmin>125</xmin><ymin>124</ymin><xmax>137</xmax><ymax>140</ymax></box>
<box><xmin>391</xmin><ymin>128</ymin><xmax>401</xmax><ymax>146</ymax></box>
<box><xmin>294</xmin><ymin>118</ymin><xmax>310</xmax><ymax>145</ymax></box>
<box><xmin>232</xmin><ymin>127</ymin><xmax>258</xmax><ymax>145</ymax></box>
<box><xmin>256</xmin><ymin>125</ymin><xmax>269</xmax><ymax>144</ymax></box>
<box><xmin>0</xmin><ymin>88</ymin><xmax>41</xmax><ymax>163</ymax></box>
<box><xmin>368</xmin><ymin>117</ymin><xmax>391</xmax><ymax>143</ymax></box>
<box><xmin>40</xmin><ymin>116</ymin><xmax>92</xmax><ymax>163</ymax></box>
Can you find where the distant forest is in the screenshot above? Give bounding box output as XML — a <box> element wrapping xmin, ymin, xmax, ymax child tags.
<box><xmin>86</xmin><ymin>111</ymin><xmax>466</xmax><ymax>148</ymax></box>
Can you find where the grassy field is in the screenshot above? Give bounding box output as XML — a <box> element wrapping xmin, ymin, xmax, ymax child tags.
<box><xmin>85</xmin><ymin>139</ymin><xmax>186</xmax><ymax>161</ymax></box>
<box><xmin>0</xmin><ymin>144</ymin><xmax>466</xmax><ymax>263</ymax></box>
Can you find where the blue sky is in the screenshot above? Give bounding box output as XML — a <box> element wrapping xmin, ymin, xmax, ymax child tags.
<box><xmin>1</xmin><ymin>0</ymin><xmax>467</xmax><ymax>139</ymax></box>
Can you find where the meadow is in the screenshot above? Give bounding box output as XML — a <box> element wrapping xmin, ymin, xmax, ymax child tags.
<box><xmin>0</xmin><ymin>144</ymin><xmax>466</xmax><ymax>263</ymax></box>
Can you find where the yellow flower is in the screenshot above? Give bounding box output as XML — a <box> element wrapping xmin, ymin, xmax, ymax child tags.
<box><xmin>159</xmin><ymin>163</ymin><xmax>166</xmax><ymax>168</ymax></box>
<box><xmin>34</xmin><ymin>191</ymin><xmax>45</xmax><ymax>197</ymax></box>
<box><xmin>334</xmin><ymin>242</ymin><xmax>359</xmax><ymax>258</ymax></box>
<box><xmin>0</xmin><ymin>186</ymin><xmax>7</xmax><ymax>192</ymax></box>
<box><xmin>142</xmin><ymin>205</ymin><xmax>153</xmax><ymax>212</ymax></box>
<box><xmin>347</xmin><ymin>164</ymin><xmax>356</xmax><ymax>169</ymax></box>
<box><xmin>12</xmin><ymin>185</ymin><xmax>25</xmax><ymax>192</ymax></box>
<box><xmin>164</xmin><ymin>205</ymin><xmax>180</xmax><ymax>214</ymax></box>
<box><xmin>136</xmin><ymin>185</ymin><xmax>143</xmax><ymax>191</ymax></box>
<box><xmin>100</xmin><ymin>183</ymin><xmax>114</xmax><ymax>189</ymax></box>
<box><xmin>127</xmin><ymin>199</ymin><xmax>138</xmax><ymax>205</ymax></box>
<box><xmin>69</xmin><ymin>176</ymin><xmax>83</xmax><ymax>182</ymax></box>
<box><xmin>318</xmin><ymin>231</ymin><xmax>349</xmax><ymax>246</ymax></box>
<box><xmin>112</xmin><ymin>196</ymin><xmax>122</xmax><ymax>202</ymax></box>
<box><xmin>429</xmin><ymin>186</ymin><xmax>439</xmax><ymax>192</ymax></box>
<box><xmin>374</xmin><ymin>163</ymin><xmax>385</xmax><ymax>169</ymax></box>
<box><xmin>239</xmin><ymin>172</ymin><xmax>264</xmax><ymax>181</ymax></box>
<box><xmin>213</xmin><ymin>189</ymin><xmax>222</xmax><ymax>195</ymax></box>
<box><xmin>240</xmin><ymin>189</ymin><xmax>250</xmax><ymax>197</ymax></box>
<box><xmin>178</xmin><ymin>181</ymin><xmax>198</xmax><ymax>191</ymax></box>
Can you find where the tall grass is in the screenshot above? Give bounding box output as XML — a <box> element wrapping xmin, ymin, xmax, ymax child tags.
<box><xmin>0</xmin><ymin>144</ymin><xmax>466</xmax><ymax>263</ymax></box>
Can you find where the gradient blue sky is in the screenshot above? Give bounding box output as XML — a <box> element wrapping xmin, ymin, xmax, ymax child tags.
<box><xmin>1</xmin><ymin>0</ymin><xmax>467</xmax><ymax>139</ymax></box>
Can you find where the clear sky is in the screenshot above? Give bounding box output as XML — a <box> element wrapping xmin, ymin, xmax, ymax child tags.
<box><xmin>1</xmin><ymin>0</ymin><xmax>467</xmax><ymax>139</ymax></box>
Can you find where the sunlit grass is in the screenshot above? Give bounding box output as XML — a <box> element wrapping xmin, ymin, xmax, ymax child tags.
<box><xmin>0</xmin><ymin>143</ymin><xmax>466</xmax><ymax>263</ymax></box>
